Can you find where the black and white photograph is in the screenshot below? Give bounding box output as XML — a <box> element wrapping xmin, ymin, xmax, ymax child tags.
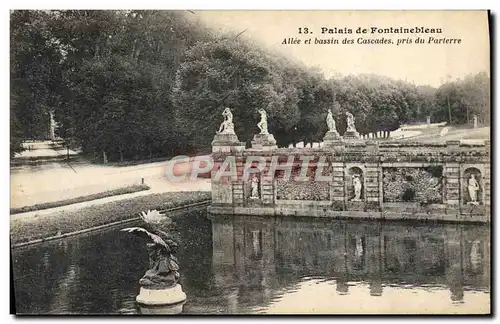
<box><xmin>9</xmin><ymin>9</ymin><xmax>491</xmax><ymax>315</ymax></box>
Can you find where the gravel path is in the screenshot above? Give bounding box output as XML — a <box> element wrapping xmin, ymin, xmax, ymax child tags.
<box><xmin>11</xmin><ymin>178</ymin><xmax>211</xmax><ymax>221</ymax></box>
<box><xmin>11</xmin><ymin>142</ymin><xmax>211</xmax><ymax>209</ymax></box>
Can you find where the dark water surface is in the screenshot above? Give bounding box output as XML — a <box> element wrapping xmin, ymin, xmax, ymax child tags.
<box><xmin>12</xmin><ymin>210</ymin><xmax>490</xmax><ymax>314</ymax></box>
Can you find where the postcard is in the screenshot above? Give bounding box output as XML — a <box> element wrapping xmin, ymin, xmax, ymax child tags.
<box><xmin>10</xmin><ymin>10</ymin><xmax>490</xmax><ymax>315</ymax></box>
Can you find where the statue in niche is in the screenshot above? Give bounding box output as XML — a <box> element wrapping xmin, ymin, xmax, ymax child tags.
<box><xmin>250</xmin><ymin>176</ymin><xmax>260</xmax><ymax>199</ymax></box>
<box><xmin>121</xmin><ymin>210</ymin><xmax>181</xmax><ymax>289</ymax></box>
<box><xmin>326</xmin><ymin>109</ymin><xmax>337</xmax><ymax>133</ymax></box>
<box><xmin>467</xmin><ymin>174</ymin><xmax>480</xmax><ymax>205</ymax></box>
<box><xmin>217</xmin><ymin>107</ymin><xmax>235</xmax><ymax>134</ymax></box>
<box><xmin>346</xmin><ymin>111</ymin><xmax>356</xmax><ymax>132</ymax></box>
<box><xmin>257</xmin><ymin>108</ymin><xmax>269</xmax><ymax>135</ymax></box>
<box><xmin>351</xmin><ymin>174</ymin><xmax>362</xmax><ymax>201</ymax></box>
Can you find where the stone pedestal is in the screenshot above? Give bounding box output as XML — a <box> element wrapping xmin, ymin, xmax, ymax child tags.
<box><xmin>323</xmin><ymin>130</ymin><xmax>341</xmax><ymax>141</ymax></box>
<box><xmin>139</xmin><ymin>302</ymin><xmax>185</xmax><ymax>315</ymax></box>
<box><xmin>323</xmin><ymin>132</ymin><xmax>344</xmax><ymax>149</ymax></box>
<box><xmin>343</xmin><ymin>130</ymin><xmax>361</xmax><ymax>140</ymax></box>
<box><xmin>136</xmin><ymin>284</ymin><xmax>187</xmax><ymax>306</ymax></box>
<box><xmin>212</xmin><ymin>133</ymin><xmax>246</xmax><ymax>153</ymax></box>
<box><xmin>251</xmin><ymin>133</ymin><xmax>277</xmax><ymax>151</ymax></box>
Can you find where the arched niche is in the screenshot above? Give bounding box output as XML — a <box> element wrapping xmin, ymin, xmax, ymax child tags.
<box><xmin>245</xmin><ymin>170</ymin><xmax>261</xmax><ymax>200</ymax></box>
<box><xmin>462</xmin><ymin>167</ymin><xmax>483</xmax><ymax>205</ymax></box>
<box><xmin>346</xmin><ymin>166</ymin><xmax>364</xmax><ymax>202</ymax></box>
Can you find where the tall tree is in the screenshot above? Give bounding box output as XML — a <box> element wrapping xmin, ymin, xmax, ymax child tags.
<box><xmin>10</xmin><ymin>10</ymin><xmax>63</xmax><ymax>154</ymax></box>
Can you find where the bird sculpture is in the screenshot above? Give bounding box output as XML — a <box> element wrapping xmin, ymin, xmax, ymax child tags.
<box><xmin>121</xmin><ymin>210</ymin><xmax>180</xmax><ymax>289</ymax></box>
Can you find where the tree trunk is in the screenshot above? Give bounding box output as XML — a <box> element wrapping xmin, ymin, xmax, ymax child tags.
<box><xmin>131</xmin><ymin>39</ymin><xmax>137</xmax><ymax>58</ymax></box>
<box><xmin>447</xmin><ymin>96</ymin><xmax>452</xmax><ymax>124</ymax></box>
<box><xmin>103</xmin><ymin>151</ymin><xmax>108</xmax><ymax>164</ymax></box>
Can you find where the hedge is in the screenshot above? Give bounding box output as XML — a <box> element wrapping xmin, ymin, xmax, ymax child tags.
<box><xmin>10</xmin><ymin>184</ymin><xmax>151</xmax><ymax>215</ymax></box>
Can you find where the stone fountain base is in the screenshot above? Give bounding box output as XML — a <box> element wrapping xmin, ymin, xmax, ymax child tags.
<box><xmin>139</xmin><ymin>301</ymin><xmax>186</xmax><ymax>315</ymax></box>
<box><xmin>136</xmin><ymin>284</ymin><xmax>187</xmax><ymax>306</ymax></box>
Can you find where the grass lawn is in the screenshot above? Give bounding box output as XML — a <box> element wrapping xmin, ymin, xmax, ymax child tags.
<box><xmin>10</xmin><ymin>191</ymin><xmax>211</xmax><ymax>245</ymax></box>
<box><xmin>10</xmin><ymin>184</ymin><xmax>151</xmax><ymax>215</ymax></box>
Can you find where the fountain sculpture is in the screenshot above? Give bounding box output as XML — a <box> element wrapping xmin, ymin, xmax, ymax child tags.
<box><xmin>121</xmin><ymin>210</ymin><xmax>186</xmax><ymax>307</ymax></box>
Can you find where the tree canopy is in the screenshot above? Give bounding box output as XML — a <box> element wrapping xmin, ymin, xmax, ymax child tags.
<box><xmin>10</xmin><ymin>10</ymin><xmax>491</xmax><ymax>161</ymax></box>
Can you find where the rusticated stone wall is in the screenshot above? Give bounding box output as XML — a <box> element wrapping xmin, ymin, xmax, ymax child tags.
<box><xmin>209</xmin><ymin>140</ymin><xmax>491</xmax><ymax>222</ymax></box>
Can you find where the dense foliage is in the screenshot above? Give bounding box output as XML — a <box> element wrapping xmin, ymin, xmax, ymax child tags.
<box><xmin>383</xmin><ymin>167</ymin><xmax>443</xmax><ymax>204</ymax></box>
<box><xmin>10</xmin><ymin>10</ymin><xmax>491</xmax><ymax>161</ymax></box>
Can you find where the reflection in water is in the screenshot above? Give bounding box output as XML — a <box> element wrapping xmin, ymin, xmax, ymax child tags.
<box><xmin>211</xmin><ymin>216</ymin><xmax>490</xmax><ymax>314</ymax></box>
<box><xmin>12</xmin><ymin>211</ymin><xmax>490</xmax><ymax>314</ymax></box>
<box><xmin>470</xmin><ymin>240</ymin><xmax>482</xmax><ymax>271</ymax></box>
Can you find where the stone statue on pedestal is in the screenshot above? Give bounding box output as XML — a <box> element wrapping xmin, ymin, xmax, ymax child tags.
<box><xmin>346</xmin><ymin>111</ymin><xmax>356</xmax><ymax>132</ymax></box>
<box><xmin>251</xmin><ymin>108</ymin><xmax>277</xmax><ymax>150</ymax></box>
<box><xmin>212</xmin><ymin>107</ymin><xmax>245</xmax><ymax>153</ymax></box>
<box><xmin>322</xmin><ymin>109</ymin><xmax>341</xmax><ymax>147</ymax></box>
<box><xmin>217</xmin><ymin>107</ymin><xmax>235</xmax><ymax>135</ymax></box>
<box><xmin>468</xmin><ymin>174</ymin><xmax>480</xmax><ymax>205</ymax></box>
<box><xmin>257</xmin><ymin>108</ymin><xmax>269</xmax><ymax>135</ymax></box>
<box><xmin>121</xmin><ymin>210</ymin><xmax>186</xmax><ymax>306</ymax></box>
<box><xmin>326</xmin><ymin>109</ymin><xmax>337</xmax><ymax>133</ymax></box>
<box><xmin>343</xmin><ymin>111</ymin><xmax>361</xmax><ymax>140</ymax></box>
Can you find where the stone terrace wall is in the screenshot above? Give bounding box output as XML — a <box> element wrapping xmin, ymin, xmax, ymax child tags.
<box><xmin>209</xmin><ymin>140</ymin><xmax>490</xmax><ymax>223</ymax></box>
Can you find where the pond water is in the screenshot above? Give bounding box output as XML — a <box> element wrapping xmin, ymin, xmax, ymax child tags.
<box><xmin>12</xmin><ymin>210</ymin><xmax>490</xmax><ymax>315</ymax></box>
